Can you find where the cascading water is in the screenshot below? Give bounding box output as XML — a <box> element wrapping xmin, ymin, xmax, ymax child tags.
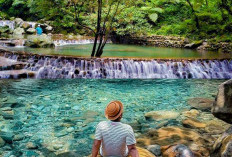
<box><xmin>0</xmin><ymin>20</ymin><xmax>15</xmax><ymax>30</ymax></box>
<box><xmin>3</xmin><ymin>52</ymin><xmax>232</xmax><ymax>79</ymax></box>
<box><xmin>27</xmin><ymin>22</ymin><xmax>37</xmax><ymax>28</ymax></box>
<box><xmin>54</xmin><ymin>39</ymin><xmax>95</xmax><ymax>46</ymax></box>
<box><xmin>0</xmin><ymin>20</ymin><xmax>37</xmax><ymax>30</ymax></box>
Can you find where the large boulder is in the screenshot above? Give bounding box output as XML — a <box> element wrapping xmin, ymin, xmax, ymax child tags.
<box><xmin>184</xmin><ymin>41</ymin><xmax>203</xmax><ymax>49</ymax></box>
<box><xmin>212</xmin><ymin>126</ymin><xmax>232</xmax><ymax>157</ymax></box>
<box><xmin>212</xmin><ymin>79</ymin><xmax>232</xmax><ymax>124</ymax></box>
<box><xmin>14</xmin><ymin>18</ymin><xmax>23</xmax><ymax>27</ymax></box>
<box><xmin>21</xmin><ymin>22</ymin><xmax>30</xmax><ymax>29</ymax></box>
<box><xmin>45</xmin><ymin>26</ymin><xmax>53</xmax><ymax>32</ymax></box>
<box><xmin>25</xmin><ymin>34</ymin><xmax>54</xmax><ymax>48</ymax></box>
<box><xmin>13</xmin><ymin>27</ymin><xmax>25</xmax><ymax>35</ymax></box>
<box><xmin>26</xmin><ymin>28</ymin><xmax>36</xmax><ymax>34</ymax></box>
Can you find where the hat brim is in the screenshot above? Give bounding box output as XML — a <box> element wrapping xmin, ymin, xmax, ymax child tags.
<box><xmin>105</xmin><ymin>101</ymin><xmax>123</xmax><ymax>120</ymax></box>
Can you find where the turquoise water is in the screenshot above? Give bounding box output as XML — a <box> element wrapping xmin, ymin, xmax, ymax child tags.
<box><xmin>0</xmin><ymin>79</ymin><xmax>224</xmax><ymax>156</ymax></box>
<box><xmin>5</xmin><ymin>44</ymin><xmax>232</xmax><ymax>59</ymax></box>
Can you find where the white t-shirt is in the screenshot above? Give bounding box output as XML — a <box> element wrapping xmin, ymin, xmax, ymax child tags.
<box><xmin>95</xmin><ymin>121</ymin><xmax>136</xmax><ymax>157</ymax></box>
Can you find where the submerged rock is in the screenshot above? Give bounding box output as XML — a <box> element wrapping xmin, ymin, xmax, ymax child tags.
<box><xmin>26</xmin><ymin>142</ymin><xmax>38</xmax><ymax>149</ymax></box>
<box><xmin>137</xmin><ymin>126</ymin><xmax>210</xmax><ymax>156</ymax></box>
<box><xmin>0</xmin><ymin>131</ymin><xmax>14</xmax><ymax>144</ymax></box>
<box><xmin>0</xmin><ymin>107</ymin><xmax>14</xmax><ymax>119</ymax></box>
<box><xmin>161</xmin><ymin>144</ymin><xmax>195</xmax><ymax>157</ymax></box>
<box><xmin>146</xmin><ymin>144</ymin><xmax>161</xmax><ymax>156</ymax></box>
<box><xmin>212</xmin><ymin>79</ymin><xmax>232</xmax><ymax>124</ymax></box>
<box><xmin>53</xmin><ymin>144</ymin><xmax>63</xmax><ymax>150</ymax></box>
<box><xmin>0</xmin><ymin>137</ymin><xmax>5</xmax><ymax>147</ymax></box>
<box><xmin>25</xmin><ymin>34</ymin><xmax>54</xmax><ymax>48</ymax></box>
<box><xmin>182</xmin><ymin>118</ymin><xmax>206</xmax><ymax>129</ymax></box>
<box><xmin>145</xmin><ymin>110</ymin><xmax>180</xmax><ymax>121</ymax></box>
<box><xmin>187</xmin><ymin>97</ymin><xmax>214</xmax><ymax>111</ymax></box>
<box><xmin>212</xmin><ymin>126</ymin><xmax>232</xmax><ymax>157</ymax></box>
<box><xmin>182</xmin><ymin>109</ymin><xmax>200</xmax><ymax>118</ymax></box>
<box><xmin>204</xmin><ymin>119</ymin><xmax>230</xmax><ymax>135</ymax></box>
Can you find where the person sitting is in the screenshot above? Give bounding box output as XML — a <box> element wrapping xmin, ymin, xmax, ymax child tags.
<box><xmin>36</xmin><ymin>25</ymin><xmax>43</xmax><ymax>35</ymax></box>
<box><xmin>92</xmin><ymin>100</ymin><xmax>139</xmax><ymax>157</ymax></box>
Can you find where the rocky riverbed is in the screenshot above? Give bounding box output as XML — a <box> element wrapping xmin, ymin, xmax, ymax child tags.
<box><xmin>0</xmin><ymin>79</ymin><xmax>231</xmax><ymax>157</ymax></box>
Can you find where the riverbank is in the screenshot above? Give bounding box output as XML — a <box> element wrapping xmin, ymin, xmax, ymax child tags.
<box><xmin>1</xmin><ymin>19</ymin><xmax>232</xmax><ymax>54</ymax></box>
<box><xmin>111</xmin><ymin>35</ymin><xmax>232</xmax><ymax>53</ymax></box>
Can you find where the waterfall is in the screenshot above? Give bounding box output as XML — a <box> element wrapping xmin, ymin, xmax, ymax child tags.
<box><xmin>0</xmin><ymin>20</ymin><xmax>15</xmax><ymax>30</ymax></box>
<box><xmin>0</xmin><ymin>20</ymin><xmax>37</xmax><ymax>30</ymax></box>
<box><xmin>27</xmin><ymin>22</ymin><xmax>37</xmax><ymax>28</ymax></box>
<box><xmin>2</xmin><ymin>52</ymin><xmax>232</xmax><ymax>79</ymax></box>
<box><xmin>24</xmin><ymin>57</ymin><xmax>232</xmax><ymax>79</ymax></box>
<box><xmin>54</xmin><ymin>39</ymin><xmax>95</xmax><ymax>46</ymax></box>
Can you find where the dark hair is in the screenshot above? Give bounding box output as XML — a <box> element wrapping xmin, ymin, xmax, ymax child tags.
<box><xmin>111</xmin><ymin>113</ymin><xmax>122</xmax><ymax>122</ymax></box>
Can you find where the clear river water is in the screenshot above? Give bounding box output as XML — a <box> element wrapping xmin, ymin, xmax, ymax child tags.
<box><xmin>0</xmin><ymin>79</ymin><xmax>224</xmax><ymax>156</ymax></box>
<box><xmin>5</xmin><ymin>43</ymin><xmax>232</xmax><ymax>59</ymax></box>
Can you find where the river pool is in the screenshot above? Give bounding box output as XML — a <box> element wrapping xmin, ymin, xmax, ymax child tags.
<box><xmin>0</xmin><ymin>79</ymin><xmax>224</xmax><ymax>156</ymax></box>
<box><xmin>5</xmin><ymin>44</ymin><xmax>232</xmax><ymax>59</ymax></box>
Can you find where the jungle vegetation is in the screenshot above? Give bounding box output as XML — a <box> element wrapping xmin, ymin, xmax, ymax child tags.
<box><xmin>0</xmin><ymin>0</ymin><xmax>232</xmax><ymax>54</ymax></box>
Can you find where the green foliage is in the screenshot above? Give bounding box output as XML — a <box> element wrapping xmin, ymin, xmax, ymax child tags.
<box><xmin>113</xmin><ymin>6</ymin><xmax>151</xmax><ymax>36</ymax></box>
<box><xmin>0</xmin><ymin>0</ymin><xmax>232</xmax><ymax>42</ymax></box>
<box><xmin>148</xmin><ymin>13</ymin><xmax>158</xmax><ymax>23</ymax></box>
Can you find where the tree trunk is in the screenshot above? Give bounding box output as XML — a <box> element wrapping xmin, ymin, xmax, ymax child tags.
<box><xmin>186</xmin><ymin>0</ymin><xmax>200</xmax><ymax>29</ymax></box>
<box><xmin>91</xmin><ymin>0</ymin><xmax>102</xmax><ymax>57</ymax></box>
<box><xmin>95</xmin><ymin>1</ymin><xmax>120</xmax><ymax>57</ymax></box>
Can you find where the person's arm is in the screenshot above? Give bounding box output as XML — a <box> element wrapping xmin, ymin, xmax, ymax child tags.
<box><xmin>91</xmin><ymin>139</ymin><xmax>101</xmax><ymax>157</ymax></box>
<box><xmin>128</xmin><ymin>144</ymin><xmax>139</xmax><ymax>157</ymax></box>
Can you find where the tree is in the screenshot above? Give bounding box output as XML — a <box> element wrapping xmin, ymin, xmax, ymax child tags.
<box><xmin>71</xmin><ymin>0</ymin><xmax>135</xmax><ymax>57</ymax></box>
<box><xmin>185</xmin><ymin>0</ymin><xmax>200</xmax><ymax>29</ymax></box>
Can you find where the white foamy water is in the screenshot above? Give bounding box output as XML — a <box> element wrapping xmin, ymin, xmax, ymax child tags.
<box><xmin>54</xmin><ymin>39</ymin><xmax>95</xmax><ymax>46</ymax></box>
<box><xmin>3</xmin><ymin>53</ymin><xmax>231</xmax><ymax>79</ymax></box>
<box><xmin>0</xmin><ymin>20</ymin><xmax>15</xmax><ymax>30</ymax></box>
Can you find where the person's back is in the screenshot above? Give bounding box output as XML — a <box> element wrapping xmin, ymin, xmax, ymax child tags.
<box><xmin>95</xmin><ymin>121</ymin><xmax>136</xmax><ymax>157</ymax></box>
<box><xmin>92</xmin><ymin>100</ymin><xmax>139</xmax><ymax>157</ymax></box>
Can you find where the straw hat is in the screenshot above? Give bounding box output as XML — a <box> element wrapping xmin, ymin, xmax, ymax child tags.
<box><xmin>105</xmin><ymin>100</ymin><xmax>124</xmax><ymax>120</ymax></box>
